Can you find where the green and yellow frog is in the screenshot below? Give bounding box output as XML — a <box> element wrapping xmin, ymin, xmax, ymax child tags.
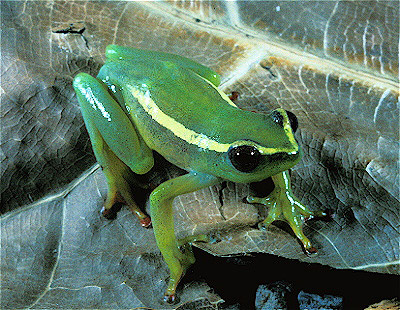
<box><xmin>73</xmin><ymin>45</ymin><xmax>326</xmax><ymax>302</ymax></box>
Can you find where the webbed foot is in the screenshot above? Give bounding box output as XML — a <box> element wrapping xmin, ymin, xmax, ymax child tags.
<box><xmin>162</xmin><ymin>234</ymin><xmax>212</xmax><ymax>303</ymax></box>
<box><xmin>247</xmin><ymin>172</ymin><xmax>328</xmax><ymax>255</ymax></box>
<box><xmin>163</xmin><ymin>242</ymin><xmax>196</xmax><ymax>303</ymax></box>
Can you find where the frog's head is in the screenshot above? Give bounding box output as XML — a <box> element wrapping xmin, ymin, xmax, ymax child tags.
<box><xmin>218</xmin><ymin>108</ymin><xmax>301</xmax><ymax>183</ymax></box>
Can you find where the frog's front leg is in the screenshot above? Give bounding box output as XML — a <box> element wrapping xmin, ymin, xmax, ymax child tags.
<box><xmin>73</xmin><ymin>73</ymin><xmax>154</xmax><ymax>226</ymax></box>
<box><xmin>247</xmin><ymin>171</ymin><xmax>327</xmax><ymax>254</ymax></box>
<box><xmin>150</xmin><ymin>172</ymin><xmax>220</xmax><ymax>303</ymax></box>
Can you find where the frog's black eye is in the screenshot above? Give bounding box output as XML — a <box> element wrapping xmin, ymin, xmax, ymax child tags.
<box><xmin>286</xmin><ymin>110</ymin><xmax>298</xmax><ymax>133</ymax></box>
<box><xmin>228</xmin><ymin>145</ymin><xmax>261</xmax><ymax>173</ymax></box>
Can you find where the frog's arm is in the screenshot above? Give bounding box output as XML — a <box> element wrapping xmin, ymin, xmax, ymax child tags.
<box><xmin>73</xmin><ymin>73</ymin><xmax>154</xmax><ymax>225</ymax></box>
<box><xmin>247</xmin><ymin>171</ymin><xmax>327</xmax><ymax>254</ymax></box>
<box><xmin>105</xmin><ymin>44</ymin><xmax>221</xmax><ymax>87</ymax></box>
<box><xmin>150</xmin><ymin>172</ymin><xmax>220</xmax><ymax>303</ymax></box>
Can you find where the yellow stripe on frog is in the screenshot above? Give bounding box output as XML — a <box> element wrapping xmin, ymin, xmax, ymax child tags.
<box><xmin>127</xmin><ymin>85</ymin><xmax>298</xmax><ymax>155</ymax></box>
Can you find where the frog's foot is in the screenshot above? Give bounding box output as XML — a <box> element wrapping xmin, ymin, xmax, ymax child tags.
<box><xmin>247</xmin><ymin>191</ymin><xmax>327</xmax><ymax>255</ymax></box>
<box><xmin>163</xmin><ymin>242</ymin><xmax>196</xmax><ymax>304</ymax></box>
<box><xmin>164</xmin><ymin>232</ymin><xmax>223</xmax><ymax>303</ymax></box>
<box><xmin>102</xmin><ymin>189</ymin><xmax>151</xmax><ymax>227</ymax></box>
<box><xmin>163</xmin><ymin>234</ymin><xmax>211</xmax><ymax>303</ymax></box>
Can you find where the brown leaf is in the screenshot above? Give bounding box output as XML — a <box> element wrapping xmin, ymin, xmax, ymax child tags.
<box><xmin>1</xmin><ymin>1</ymin><xmax>399</xmax><ymax>308</ymax></box>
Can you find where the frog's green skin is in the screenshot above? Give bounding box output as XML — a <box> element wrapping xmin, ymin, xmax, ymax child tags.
<box><xmin>73</xmin><ymin>45</ymin><xmax>326</xmax><ymax>303</ymax></box>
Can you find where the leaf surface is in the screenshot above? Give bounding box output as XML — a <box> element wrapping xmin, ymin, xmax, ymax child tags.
<box><xmin>1</xmin><ymin>1</ymin><xmax>399</xmax><ymax>308</ymax></box>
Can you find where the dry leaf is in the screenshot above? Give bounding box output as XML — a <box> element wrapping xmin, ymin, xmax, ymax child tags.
<box><xmin>1</xmin><ymin>1</ymin><xmax>398</xmax><ymax>308</ymax></box>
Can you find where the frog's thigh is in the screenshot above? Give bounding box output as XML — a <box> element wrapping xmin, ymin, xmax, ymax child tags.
<box><xmin>88</xmin><ymin>120</ymin><xmax>151</xmax><ymax>225</ymax></box>
<box><xmin>150</xmin><ymin>172</ymin><xmax>220</xmax><ymax>299</ymax></box>
<box><xmin>105</xmin><ymin>44</ymin><xmax>221</xmax><ymax>86</ymax></box>
<box><xmin>73</xmin><ymin>73</ymin><xmax>153</xmax><ymax>225</ymax></box>
<box><xmin>73</xmin><ymin>73</ymin><xmax>154</xmax><ymax>175</ymax></box>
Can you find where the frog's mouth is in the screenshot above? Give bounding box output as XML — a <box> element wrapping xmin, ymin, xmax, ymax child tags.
<box><xmin>240</xmin><ymin>150</ymin><xmax>302</xmax><ymax>183</ymax></box>
<box><xmin>266</xmin><ymin>144</ymin><xmax>302</xmax><ymax>168</ymax></box>
<box><xmin>263</xmin><ymin>150</ymin><xmax>301</xmax><ymax>164</ymax></box>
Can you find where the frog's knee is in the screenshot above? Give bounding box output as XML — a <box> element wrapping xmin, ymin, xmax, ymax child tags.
<box><xmin>105</xmin><ymin>44</ymin><xmax>120</xmax><ymax>59</ymax></box>
<box><xmin>131</xmin><ymin>156</ymin><xmax>154</xmax><ymax>175</ymax></box>
<box><xmin>73</xmin><ymin>72</ymin><xmax>95</xmax><ymax>89</ymax></box>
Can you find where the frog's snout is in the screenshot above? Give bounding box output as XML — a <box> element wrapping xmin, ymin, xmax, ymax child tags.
<box><xmin>285</xmin><ymin>110</ymin><xmax>298</xmax><ymax>133</ymax></box>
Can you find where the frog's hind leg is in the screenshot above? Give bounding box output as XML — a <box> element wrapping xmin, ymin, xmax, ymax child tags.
<box><xmin>73</xmin><ymin>73</ymin><xmax>154</xmax><ymax>227</ymax></box>
<box><xmin>96</xmin><ymin>131</ymin><xmax>151</xmax><ymax>227</ymax></box>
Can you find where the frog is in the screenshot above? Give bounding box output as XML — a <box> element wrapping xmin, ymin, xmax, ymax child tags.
<box><xmin>73</xmin><ymin>45</ymin><xmax>327</xmax><ymax>303</ymax></box>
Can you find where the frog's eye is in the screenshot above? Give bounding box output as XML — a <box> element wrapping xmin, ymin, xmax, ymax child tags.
<box><xmin>286</xmin><ymin>110</ymin><xmax>298</xmax><ymax>133</ymax></box>
<box><xmin>271</xmin><ymin>110</ymin><xmax>298</xmax><ymax>133</ymax></box>
<box><xmin>228</xmin><ymin>145</ymin><xmax>261</xmax><ymax>172</ymax></box>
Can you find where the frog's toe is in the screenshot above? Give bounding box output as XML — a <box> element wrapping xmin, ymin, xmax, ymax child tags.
<box><xmin>303</xmin><ymin>208</ymin><xmax>332</xmax><ymax>223</ymax></box>
<box><xmin>284</xmin><ymin>203</ymin><xmax>328</xmax><ymax>255</ymax></box>
<box><xmin>127</xmin><ymin>202</ymin><xmax>151</xmax><ymax>227</ymax></box>
<box><xmin>287</xmin><ymin>219</ymin><xmax>317</xmax><ymax>255</ymax></box>
<box><xmin>247</xmin><ymin>195</ymin><xmax>268</xmax><ymax>205</ymax></box>
<box><xmin>102</xmin><ymin>187</ymin><xmax>151</xmax><ymax>227</ymax></box>
<box><xmin>102</xmin><ymin>190</ymin><xmax>124</xmax><ymax>219</ymax></box>
<box><xmin>257</xmin><ymin>198</ymin><xmax>282</xmax><ymax>229</ymax></box>
<box><xmin>101</xmin><ymin>204</ymin><xmax>122</xmax><ymax>220</ymax></box>
<box><xmin>305</xmin><ymin>246</ymin><xmax>318</xmax><ymax>255</ymax></box>
<box><xmin>162</xmin><ymin>245</ymin><xmax>195</xmax><ymax>302</ymax></box>
<box><xmin>258</xmin><ymin>213</ymin><xmax>279</xmax><ymax>231</ymax></box>
<box><xmin>139</xmin><ymin>216</ymin><xmax>152</xmax><ymax>228</ymax></box>
<box><xmin>164</xmin><ymin>292</ymin><xmax>177</xmax><ymax>304</ymax></box>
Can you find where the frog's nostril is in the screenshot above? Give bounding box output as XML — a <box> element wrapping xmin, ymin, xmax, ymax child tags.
<box><xmin>285</xmin><ymin>110</ymin><xmax>298</xmax><ymax>133</ymax></box>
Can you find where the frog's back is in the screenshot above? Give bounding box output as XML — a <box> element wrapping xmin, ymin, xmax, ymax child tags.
<box><xmin>98</xmin><ymin>59</ymin><xmax>251</xmax><ymax>143</ymax></box>
<box><xmin>97</xmin><ymin>59</ymin><xmax>286</xmax><ymax>172</ymax></box>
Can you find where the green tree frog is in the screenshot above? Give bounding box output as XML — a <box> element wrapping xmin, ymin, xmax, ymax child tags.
<box><xmin>73</xmin><ymin>45</ymin><xmax>327</xmax><ymax>303</ymax></box>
